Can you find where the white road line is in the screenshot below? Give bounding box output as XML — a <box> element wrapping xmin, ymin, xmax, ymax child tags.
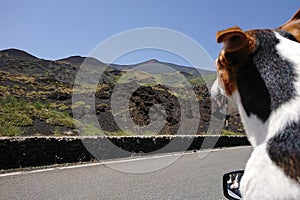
<box><xmin>0</xmin><ymin>146</ymin><xmax>251</xmax><ymax>178</ymax></box>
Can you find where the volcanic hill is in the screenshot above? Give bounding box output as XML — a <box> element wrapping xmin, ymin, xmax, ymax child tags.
<box><xmin>0</xmin><ymin>48</ymin><xmax>243</xmax><ymax>136</ymax></box>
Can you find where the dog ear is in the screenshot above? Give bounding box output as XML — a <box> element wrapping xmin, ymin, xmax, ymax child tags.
<box><xmin>216</xmin><ymin>26</ymin><xmax>250</xmax><ymax>53</ymax></box>
<box><xmin>279</xmin><ymin>9</ymin><xmax>300</xmax><ymax>42</ymax></box>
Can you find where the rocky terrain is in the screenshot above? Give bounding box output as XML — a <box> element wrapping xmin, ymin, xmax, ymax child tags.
<box><xmin>0</xmin><ymin>48</ymin><xmax>244</xmax><ymax>136</ymax></box>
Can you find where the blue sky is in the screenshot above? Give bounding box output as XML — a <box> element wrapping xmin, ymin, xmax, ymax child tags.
<box><xmin>1</xmin><ymin>1</ymin><xmax>298</xmax><ymax>70</ymax></box>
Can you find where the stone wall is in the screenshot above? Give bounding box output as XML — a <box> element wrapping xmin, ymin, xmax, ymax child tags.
<box><xmin>0</xmin><ymin>136</ymin><xmax>250</xmax><ymax>170</ymax></box>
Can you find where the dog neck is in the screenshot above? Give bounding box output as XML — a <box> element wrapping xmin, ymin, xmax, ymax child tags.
<box><xmin>232</xmin><ymin>31</ymin><xmax>300</xmax><ymax>147</ymax></box>
<box><xmin>232</xmin><ymin>91</ymin><xmax>269</xmax><ymax>147</ymax></box>
<box><xmin>266</xmin><ymin>32</ymin><xmax>300</xmax><ymax>140</ymax></box>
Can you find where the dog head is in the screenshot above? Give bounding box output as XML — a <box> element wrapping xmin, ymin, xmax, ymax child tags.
<box><xmin>211</xmin><ymin>9</ymin><xmax>300</xmax><ymax>145</ymax></box>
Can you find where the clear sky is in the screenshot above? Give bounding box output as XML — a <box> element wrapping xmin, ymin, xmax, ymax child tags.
<box><xmin>1</xmin><ymin>0</ymin><xmax>298</xmax><ymax>70</ymax></box>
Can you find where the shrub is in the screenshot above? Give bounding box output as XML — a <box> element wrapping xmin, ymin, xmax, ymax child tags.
<box><xmin>8</xmin><ymin>112</ymin><xmax>33</xmax><ymax>126</ymax></box>
<box><xmin>0</xmin><ymin>97</ymin><xmax>76</xmax><ymax>136</ymax></box>
<box><xmin>33</xmin><ymin>100</ymin><xmax>44</xmax><ymax>110</ymax></box>
<box><xmin>46</xmin><ymin>110</ymin><xmax>75</xmax><ymax>128</ymax></box>
<box><xmin>0</xmin><ymin>119</ymin><xmax>21</xmax><ymax>136</ymax></box>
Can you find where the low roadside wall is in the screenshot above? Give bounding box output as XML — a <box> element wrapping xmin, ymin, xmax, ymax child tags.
<box><xmin>0</xmin><ymin>135</ymin><xmax>250</xmax><ymax>170</ymax></box>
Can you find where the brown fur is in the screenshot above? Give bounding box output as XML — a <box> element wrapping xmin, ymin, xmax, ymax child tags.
<box><xmin>279</xmin><ymin>9</ymin><xmax>300</xmax><ymax>42</ymax></box>
<box><xmin>215</xmin><ymin>27</ymin><xmax>256</xmax><ymax>96</ymax></box>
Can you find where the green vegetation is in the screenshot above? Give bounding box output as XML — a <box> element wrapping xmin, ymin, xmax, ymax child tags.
<box><xmin>79</xmin><ymin>123</ymin><xmax>134</xmax><ymax>136</ymax></box>
<box><xmin>0</xmin><ymin>98</ymin><xmax>245</xmax><ymax>136</ymax></box>
<box><xmin>221</xmin><ymin>129</ymin><xmax>245</xmax><ymax>136</ymax></box>
<box><xmin>81</xmin><ymin>124</ymin><xmax>104</xmax><ymax>136</ymax></box>
<box><xmin>107</xmin><ymin>130</ymin><xmax>133</xmax><ymax>136</ymax></box>
<box><xmin>189</xmin><ymin>73</ymin><xmax>216</xmax><ymax>86</ymax></box>
<box><xmin>53</xmin><ymin>128</ymin><xmax>62</xmax><ymax>136</ymax></box>
<box><xmin>0</xmin><ymin>97</ymin><xmax>76</xmax><ymax>136</ymax></box>
<box><xmin>45</xmin><ymin>111</ymin><xmax>75</xmax><ymax>128</ymax></box>
<box><xmin>0</xmin><ymin>49</ymin><xmax>245</xmax><ymax>137</ymax></box>
<box><xmin>0</xmin><ymin>71</ymin><xmax>73</xmax><ymax>100</ymax></box>
<box><xmin>0</xmin><ymin>119</ymin><xmax>22</xmax><ymax>136</ymax></box>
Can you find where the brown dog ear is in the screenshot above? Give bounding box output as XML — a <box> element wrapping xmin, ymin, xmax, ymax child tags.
<box><xmin>216</xmin><ymin>26</ymin><xmax>249</xmax><ymax>53</ymax></box>
<box><xmin>279</xmin><ymin>9</ymin><xmax>300</xmax><ymax>42</ymax></box>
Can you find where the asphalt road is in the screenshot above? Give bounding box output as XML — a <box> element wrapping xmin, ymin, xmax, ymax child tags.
<box><xmin>0</xmin><ymin>146</ymin><xmax>252</xmax><ymax>200</ymax></box>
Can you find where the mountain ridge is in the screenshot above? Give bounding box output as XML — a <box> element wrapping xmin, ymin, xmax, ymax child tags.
<box><xmin>0</xmin><ymin>48</ymin><xmax>38</xmax><ymax>59</ymax></box>
<box><xmin>0</xmin><ymin>48</ymin><xmax>215</xmax><ymax>75</ymax></box>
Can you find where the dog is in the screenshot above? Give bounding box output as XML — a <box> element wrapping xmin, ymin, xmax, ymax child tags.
<box><xmin>211</xmin><ymin>9</ymin><xmax>300</xmax><ymax>199</ymax></box>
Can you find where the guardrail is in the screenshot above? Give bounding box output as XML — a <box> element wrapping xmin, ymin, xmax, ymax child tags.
<box><xmin>0</xmin><ymin>135</ymin><xmax>250</xmax><ymax>170</ymax></box>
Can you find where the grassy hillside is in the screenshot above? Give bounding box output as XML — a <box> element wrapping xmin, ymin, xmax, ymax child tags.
<box><xmin>0</xmin><ymin>48</ymin><xmax>244</xmax><ymax>136</ymax></box>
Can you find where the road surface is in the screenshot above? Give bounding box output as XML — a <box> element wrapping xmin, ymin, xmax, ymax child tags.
<box><xmin>0</xmin><ymin>146</ymin><xmax>252</xmax><ymax>200</ymax></box>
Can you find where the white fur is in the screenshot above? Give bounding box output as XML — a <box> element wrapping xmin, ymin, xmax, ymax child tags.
<box><xmin>211</xmin><ymin>78</ymin><xmax>269</xmax><ymax>147</ymax></box>
<box><xmin>267</xmin><ymin>32</ymin><xmax>300</xmax><ymax>140</ymax></box>
<box><xmin>240</xmin><ymin>144</ymin><xmax>300</xmax><ymax>200</ymax></box>
<box><xmin>232</xmin><ymin>91</ymin><xmax>269</xmax><ymax>147</ymax></box>
<box><xmin>239</xmin><ymin>32</ymin><xmax>300</xmax><ymax>200</ymax></box>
